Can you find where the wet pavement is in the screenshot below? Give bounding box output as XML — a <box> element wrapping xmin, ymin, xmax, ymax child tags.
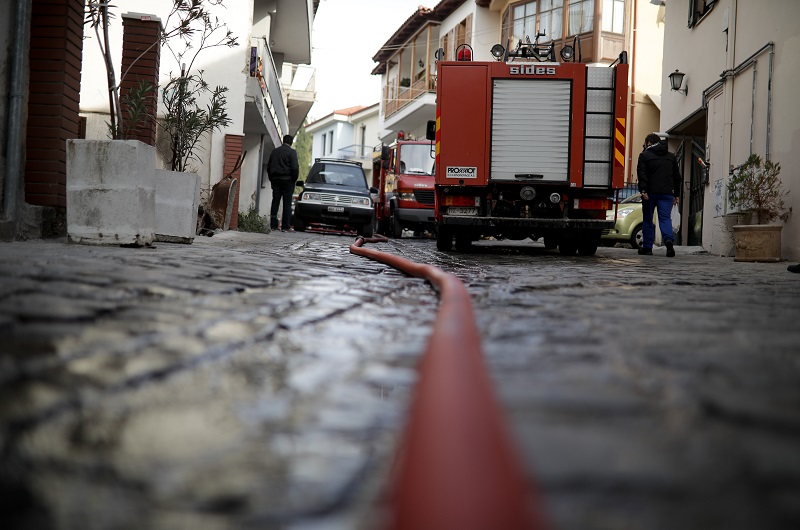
<box><xmin>1</xmin><ymin>230</ymin><xmax>799</xmax><ymax>529</ymax></box>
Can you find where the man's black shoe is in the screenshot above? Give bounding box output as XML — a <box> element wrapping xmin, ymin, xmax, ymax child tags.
<box><xmin>788</xmin><ymin>263</ymin><xmax>800</xmax><ymax>273</ymax></box>
<box><xmin>638</xmin><ymin>248</ymin><xmax>653</xmax><ymax>255</ymax></box>
<box><xmin>665</xmin><ymin>241</ymin><xmax>675</xmax><ymax>257</ymax></box>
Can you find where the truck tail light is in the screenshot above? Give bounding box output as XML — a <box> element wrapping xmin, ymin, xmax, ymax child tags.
<box><xmin>445</xmin><ymin>195</ymin><xmax>479</xmax><ymax>207</ymax></box>
<box><xmin>573</xmin><ymin>198</ymin><xmax>612</xmax><ymax>210</ymax></box>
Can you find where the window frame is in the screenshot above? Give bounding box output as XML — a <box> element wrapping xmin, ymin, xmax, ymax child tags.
<box><xmin>539</xmin><ymin>0</ymin><xmax>564</xmax><ymax>42</ymax></box>
<box><xmin>602</xmin><ymin>0</ymin><xmax>625</xmax><ymax>34</ymax></box>
<box><xmin>688</xmin><ymin>0</ymin><xmax>716</xmax><ymax>28</ymax></box>
<box><xmin>567</xmin><ymin>0</ymin><xmax>594</xmax><ymax>37</ymax></box>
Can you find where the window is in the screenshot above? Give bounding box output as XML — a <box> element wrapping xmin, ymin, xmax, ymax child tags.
<box><xmin>539</xmin><ymin>0</ymin><xmax>564</xmax><ymax>41</ymax></box>
<box><xmin>328</xmin><ymin>131</ymin><xmax>333</xmax><ymax>155</ymax></box>
<box><xmin>321</xmin><ymin>134</ymin><xmax>326</xmax><ymax>157</ymax></box>
<box><xmin>602</xmin><ymin>0</ymin><xmax>624</xmax><ymax>33</ymax></box>
<box><xmin>568</xmin><ymin>0</ymin><xmax>593</xmax><ymax>35</ymax></box>
<box><xmin>688</xmin><ymin>0</ymin><xmax>716</xmax><ymax>28</ymax></box>
<box><xmin>512</xmin><ymin>1</ymin><xmax>537</xmax><ymax>45</ymax></box>
<box><xmin>501</xmin><ymin>1</ymin><xmax>560</xmax><ymax>47</ymax></box>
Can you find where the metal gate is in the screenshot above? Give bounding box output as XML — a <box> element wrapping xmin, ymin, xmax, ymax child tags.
<box><xmin>688</xmin><ymin>139</ymin><xmax>706</xmax><ymax>246</ymax></box>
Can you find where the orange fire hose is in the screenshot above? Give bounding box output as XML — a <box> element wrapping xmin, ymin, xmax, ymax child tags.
<box><xmin>350</xmin><ymin>235</ymin><xmax>548</xmax><ymax>530</ymax></box>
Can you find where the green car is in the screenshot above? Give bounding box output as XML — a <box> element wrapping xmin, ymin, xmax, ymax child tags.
<box><xmin>601</xmin><ymin>193</ymin><xmax>643</xmax><ymax>249</ymax></box>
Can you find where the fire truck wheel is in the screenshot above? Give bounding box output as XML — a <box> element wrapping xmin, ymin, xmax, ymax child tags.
<box><xmin>558</xmin><ymin>241</ymin><xmax>578</xmax><ymax>255</ymax></box>
<box><xmin>454</xmin><ymin>234</ymin><xmax>472</xmax><ymax>252</ymax></box>
<box><xmin>543</xmin><ymin>237</ymin><xmax>558</xmax><ymax>250</ymax></box>
<box><xmin>436</xmin><ymin>227</ymin><xmax>453</xmax><ymax>251</ymax></box>
<box><xmin>577</xmin><ymin>241</ymin><xmax>598</xmax><ymax>256</ymax></box>
<box><xmin>377</xmin><ymin>219</ymin><xmax>389</xmax><ymax>236</ymax></box>
<box><xmin>390</xmin><ymin>212</ymin><xmax>403</xmax><ymax>238</ymax></box>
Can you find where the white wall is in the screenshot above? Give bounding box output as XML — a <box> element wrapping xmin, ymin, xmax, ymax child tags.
<box><xmin>662</xmin><ymin>0</ymin><xmax>800</xmax><ymax>260</ymax></box>
<box><xmin>309</xmin><ymin>119</ymin><xmax>353</xmax><ymax>160</ymax></box>
<box><xmin>471</xmin><ymin>4</ymin><xmax>502</xmax><ymax>59</ymax></box>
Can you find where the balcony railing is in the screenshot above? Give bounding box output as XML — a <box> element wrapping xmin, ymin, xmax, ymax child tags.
<box><xmin>249</xmin><ymin>37</ymin><xmax>289</xmax><ymax>137</ymax></box>
<box><xmin>337</xmin><ymin>144</ymin><xmax>375</xmax><ymax>162</ymax></box>
<box><xmin>384</xmin><ymin>75</ymin><xmax>436</xmax><ymax>118</ymax></box>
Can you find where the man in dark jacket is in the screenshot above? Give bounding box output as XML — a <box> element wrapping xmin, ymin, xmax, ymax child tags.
<box><xmin>267</xmin><ymin>135</ymin><xmax>299</xmax><ymax>231</ymax></box>
<box><xmin>637</xmin><ymin>133</ymin><xmax>682</xmax><ymax>257</ymax></box>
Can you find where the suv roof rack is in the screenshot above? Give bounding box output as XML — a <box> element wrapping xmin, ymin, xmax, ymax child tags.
<box><xmin>314</xmin><ymin>157</ymin><xmax>363</xmax><ymax>167</ymax></box>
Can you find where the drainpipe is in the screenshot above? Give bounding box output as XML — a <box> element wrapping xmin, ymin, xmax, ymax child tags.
<box><xmin>625</xmin><ymin>0</ymin><xmax>637</xmax><ymax>184</ymax></box>
<box><xmin>749</xmin><ymin>62</ymin><xmax>756</xmax><ymax>156</ymax></box>
<box><xmin>765</xmin><ymin>44</ymin><xmax>774</xmax><ymax>160</ymax></box>
<box><xmin>255</xmin><ymin>134</ymin><xmax>265</xmax><ymax>213</ymax></box>
<box><xmin>723</xmin><ymin>0</ymin><xmax>738</xmax><ymax>177</ymax></box>
<box><xmin>3</xmin><ymin>0</ymin><xmax>32</xmax><ymax>233</ymax></box>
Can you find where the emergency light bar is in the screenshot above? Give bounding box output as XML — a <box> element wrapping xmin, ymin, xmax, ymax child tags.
<box><xmin>492</xmin><ymin>33</ymin><xmax>578</xmax><ymax>63</ymax></box>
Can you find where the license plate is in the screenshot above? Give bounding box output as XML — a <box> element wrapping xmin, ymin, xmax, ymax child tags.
<box><xmin>327</xmin><ymin>206</ymin><xmax>345</xmax><ymax>213</ymax></box>
<box><xmin>448</xmin><ymin>207</ymin><xmax>478</xmax><ymax>215</ymax></box>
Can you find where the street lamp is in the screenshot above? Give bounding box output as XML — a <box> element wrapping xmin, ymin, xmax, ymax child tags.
<box><xmin>669</xmin><ymin>69</ymin><xmax>687</xmax><ymax>95</ymax></box>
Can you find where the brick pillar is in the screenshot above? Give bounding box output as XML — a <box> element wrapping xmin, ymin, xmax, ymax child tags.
<box><xmin>224</xmin><ymin>135</ymin><xmax>244</xmax><ymax>230</ymax></box>
<box><xmin>120</xmin><ymin>13</ymin><xmax>161</xmax><ymax>146</ymax></box>
<box><xmin>25</xmin><ymin>0</ymin><xmax>85</xmax><ymax>208</ymax></box>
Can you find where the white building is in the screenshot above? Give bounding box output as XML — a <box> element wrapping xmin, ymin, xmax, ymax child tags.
<box><xmin>660</xmin><ymin>0</ymin><xmax>799</xmax><ymax>260</ymax></box>
<box><xmin>305</xmin><ymin>104</ymin><xmax>380</xmax><ymax>185</ymax></box>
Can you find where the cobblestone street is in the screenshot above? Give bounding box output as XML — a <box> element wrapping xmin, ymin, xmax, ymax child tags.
<box><xmin>1</xmin><ymin>231</ymin><xmax>799</xmax><ymax>529</ymax></box>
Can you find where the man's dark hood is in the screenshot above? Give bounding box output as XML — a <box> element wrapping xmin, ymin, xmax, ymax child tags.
<box><xmin>648</xmin><ymin>140</ymin><xmax>668</xmax><ymax>156</ymax></box>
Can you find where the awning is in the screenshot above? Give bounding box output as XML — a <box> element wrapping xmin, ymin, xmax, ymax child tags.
<box><xmin>666</xmin><ymin>106</ymin><xmax>706</xmax><ymax>136</ymax></box>
<box><xmin>645</xmin><ymin>93</ymin><xmax>661</xmax><ymax>111</ymax></box>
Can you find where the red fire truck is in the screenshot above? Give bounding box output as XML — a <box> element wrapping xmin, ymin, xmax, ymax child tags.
<box><xmin>427</xmin><ymin>39</ymin><xmax>629</xmax><ymax>255</ymax></box>
<box><xmin>372</xmin><ymin>133</ymin><xmax>436</xmax><ymax>237</ymax></box>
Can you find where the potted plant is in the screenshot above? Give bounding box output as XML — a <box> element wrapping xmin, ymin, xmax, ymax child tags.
<box><xmin>727</xmin><ymin>154</ymin><xmax>791</xmax><ymax>262</ymax></box>
<box><xmin>67</xmin><ymin>1</ymin><xmax>222</xmax><ymax>246</ymax></box>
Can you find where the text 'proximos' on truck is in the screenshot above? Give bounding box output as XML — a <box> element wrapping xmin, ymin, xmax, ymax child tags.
<box><xmin>427</xmin><ymin>37</ymin><xmax>629</xmax><ymax>256</ymax></box>
<box><xmin>372</xmin><ymin>132</ymin><xmax>436</xmax><ymax>238</ymax></box>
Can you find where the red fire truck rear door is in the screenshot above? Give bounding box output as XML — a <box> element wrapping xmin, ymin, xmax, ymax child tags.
<box><xmin>437</xmin><ymin>64</ymin><xmax>489</xmax><ymax>186</ymax></box>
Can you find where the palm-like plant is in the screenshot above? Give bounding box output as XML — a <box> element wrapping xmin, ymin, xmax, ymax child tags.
<box><xmin>160</xmin><ymin>71</ymin><xmax>231</xmax><ymax>172</ymax></box>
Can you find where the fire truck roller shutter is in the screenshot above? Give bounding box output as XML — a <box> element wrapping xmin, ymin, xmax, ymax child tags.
<box><xmin>584</xmin><ymin>67</ymin><xmax>616</xmax><ymax>186</ymax></box>
<box><xmin>490</xmin><ymin>79</ymin><xmax>571</xmax><ymax>182</ymax></box>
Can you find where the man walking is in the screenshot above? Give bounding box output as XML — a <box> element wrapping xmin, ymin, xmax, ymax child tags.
<box><xmin>267</xmin><ymin>135</ymin><xmax>299</xmax><ymax>231</ymax></box>
<box><xmin>637</xmin><ymin>133</ymin><xmax>682</xmax><ymax>257</ymax></box>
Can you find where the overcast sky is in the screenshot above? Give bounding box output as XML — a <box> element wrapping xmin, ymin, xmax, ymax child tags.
<box><xmin>308</xmin><ymin>0</ymin><xmax>433</xmax><ymax>121</ymax></box>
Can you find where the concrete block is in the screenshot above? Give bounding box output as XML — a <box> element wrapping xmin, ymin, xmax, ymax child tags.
<box><xmin>155</xmin><ymin>170</ymin><xmax>201</xmax><ymax>244</ymax></box>
<box><xmin>66</xmin><ymin>140</ymin><xmax>155</xmax><ymax>246</ymax></box>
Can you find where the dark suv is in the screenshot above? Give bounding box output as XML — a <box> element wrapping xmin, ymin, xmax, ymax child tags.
<box><xmin>292</xmin><ymin>158</ymin><xmax>377</xmax><ymax>236</ymax></box>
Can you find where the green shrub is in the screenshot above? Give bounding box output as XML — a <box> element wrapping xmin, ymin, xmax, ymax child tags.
<box><xmin>238</xmin><ymin>205</ymin><xmax>271</xmax><ymax>233</ymax></box>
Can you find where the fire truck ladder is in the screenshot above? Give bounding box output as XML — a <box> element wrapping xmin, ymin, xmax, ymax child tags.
<box><xmin>584</xmin><ymin>67</ymin><xmax>617</xmax><ymax>187</ymax></box>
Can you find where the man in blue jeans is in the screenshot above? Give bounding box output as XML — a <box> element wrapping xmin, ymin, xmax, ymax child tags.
<box><xmin>637</xmin><ymin>133</ymin><xmax>682</xmax><ymax>257</ymax></box>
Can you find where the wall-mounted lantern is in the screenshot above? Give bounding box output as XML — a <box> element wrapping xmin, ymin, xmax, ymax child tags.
<box><xmin>669</xmin><ymin>69</ymin><xmax>687</xmax><ymax>95</ymax></box>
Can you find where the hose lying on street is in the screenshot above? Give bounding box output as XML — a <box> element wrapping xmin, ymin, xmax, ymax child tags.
<box><xmin>350</xmin><ymin>235</ymin><xmax>548</xmax><ymax>530</ymax></box>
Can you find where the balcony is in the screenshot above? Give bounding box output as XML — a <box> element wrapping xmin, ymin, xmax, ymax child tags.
<box><xmin>283</xmin><ymin>64</ymin><xmax>315</xmax><ymax>134</ymax></box>
<box><xmin>337</xmin><ymin>144</ymin><xmax>376</xmax><ymax>165</ymax></box>
<box><xmin>381</xmin><ymin>74</ymin><xmax>437</xmax><ymax>139</ymax></box>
